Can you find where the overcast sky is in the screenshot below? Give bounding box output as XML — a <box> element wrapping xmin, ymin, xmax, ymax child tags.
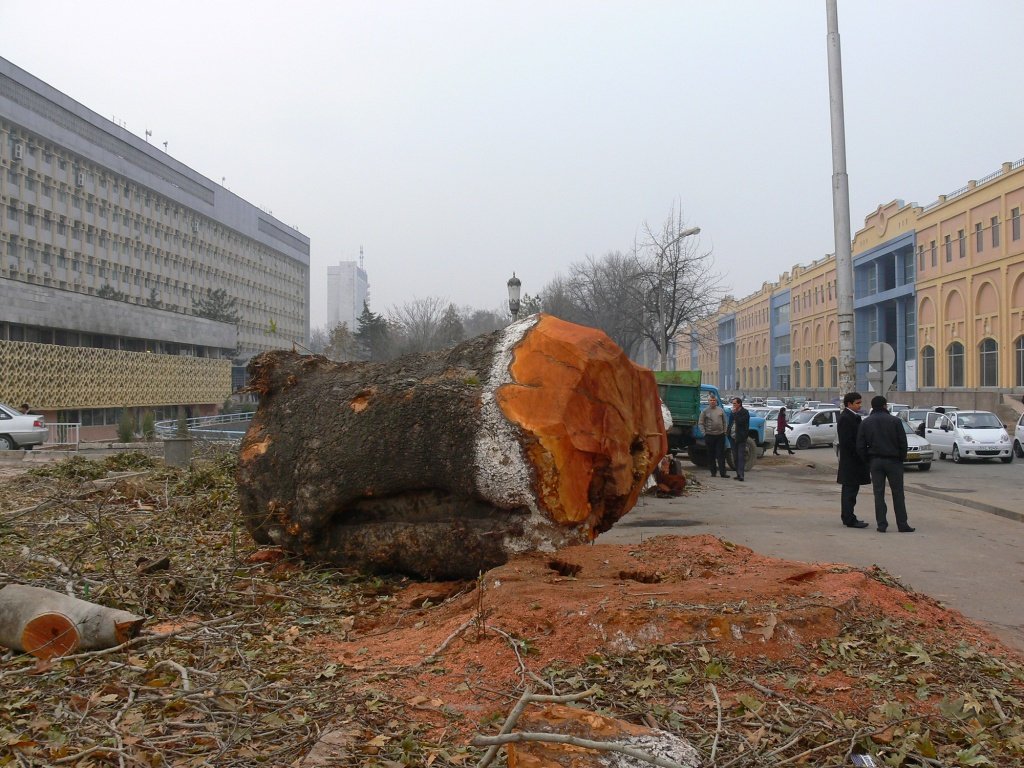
<box><xmin>5</xmin><ymin>1</ymin><xmax>1024</xmax><ymax>329</ymax></box>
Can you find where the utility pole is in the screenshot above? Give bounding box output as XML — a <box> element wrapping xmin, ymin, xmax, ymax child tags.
<box><xmin>826</xmin><ymin>0</ymin><xmax>856</xmax><ymax>394</ymax></box>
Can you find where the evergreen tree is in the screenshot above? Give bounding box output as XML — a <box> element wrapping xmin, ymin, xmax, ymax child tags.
<box><xmin>192</xmin><ymin>288</ymin><xmax>240</xmax><ymax>323</ymax></box>
<box><xmin>437</xmin><ymin>303</ymin><xmax>465</xmax><ymax>348</ymax></box>
<box><xmin>325</xmin><ymin>322</ymin><xmax>357</xmax><ymax>361</ymax></box>
<box><xmin>354</xmin><ymin>302</ymin><xmax>391</xmax><ymax>361</ymax></box>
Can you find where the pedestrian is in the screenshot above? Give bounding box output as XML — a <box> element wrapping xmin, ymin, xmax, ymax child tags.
<box><xmin>773</xmin><ymin>407</ymin><xmax>795</xmax><ymax>455</ymax></box>
<box><xmin>836</xmin><ymin>392</ymin><xmax>870</xmax><ymax>529</ymax></box>
<box><xmin>728</xmin><ymin>396</ymin><xmax>750</xmax><ymax>481</ymax></box>
<box><xmin>19</xmin><ymin>403</ymin><xmax>30</xmax><ymax>415</ymax></box>
<box><xmin>856</xmin><ymin>395</ymin><xmax>914</xmax><ymax>533</ymax></box>
<box><xmin>698</xmin><ymin>394</ymin><xmax>729</xmax><ymax>478</ymax></box>
<box><xmin>653</xmin><ymin>456</ymin><xmax>687</xmax><ymax>497</ymax></box>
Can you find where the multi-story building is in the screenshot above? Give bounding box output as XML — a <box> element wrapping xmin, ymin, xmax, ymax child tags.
<box><xmin>327</xmin><ymin>256</ymin><xmax>368</xmax><ymax>333</ymax></box>
<box><xmin>675</xmin><ymin>157</ymin><xmax>1024</xmax><ymax>405</ymax></box>
<box><xmin>0</xmin><ymin>57</ymin><xmax>309</xmax><ymax>439</ymax></box>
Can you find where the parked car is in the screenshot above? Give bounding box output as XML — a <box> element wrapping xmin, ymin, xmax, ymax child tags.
<box><xmin>899</xmin><ymin>408</ymin><xmax>931</xmax><ymax>431</ymax></box>
<box><xmin>788</xmin><ymin>407</ymin><xmax>841</xmax><ymax>449</ymax></box>
<box><xmin>765</xmin><ymin>397</ymin><xmax>785</xmax><ymax>408</ymax></box>
<box><xmin>887</xmin><ymin>403</ymin><xmax>910</xmax><ymax>417</ymax></box>
<box><xmin>834</xmin><ymin>418</ymin><xmax>933</xmax><ymax>470</ymax></box>
<box><xmin>922</xmin><ymin>410</ymin><xmax>1013</xmax><ymax>463</ymax></box>
<box><xmin>1014</xmin><ymin>412</ymin><xmax>1024</xmax><ymax>459</ymax></box>
<box><xmin>0</xmin><ymin>402</ymin><xmax>48</xmax><ymax>450</ymax></box>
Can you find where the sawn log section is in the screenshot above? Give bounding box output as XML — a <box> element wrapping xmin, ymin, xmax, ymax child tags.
<box><xmin>237</xmin><ymin>314</ymin><xmax>666</xmax><ymax>579</ymax></box>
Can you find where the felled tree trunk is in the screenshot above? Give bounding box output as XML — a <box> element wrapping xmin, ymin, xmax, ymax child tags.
<box><xmin>0</xmin><ymin>585</ymin><xmax>145</xmax><ymax>659</ymax></box>
<box><xmin>237</xmin><ymin>314</ymin><xmax>666</xmax><ymax>579</ymax></box>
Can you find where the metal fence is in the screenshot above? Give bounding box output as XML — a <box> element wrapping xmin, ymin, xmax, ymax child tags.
<box><xmin>46</xmin><ymin>422</ymin><xmax>81</xmax><ymax>449</ymax></box>
<box><xmin>155</xmin><ymin>412</ymin><xmax>254</xmax><ymax>441</ymax></box>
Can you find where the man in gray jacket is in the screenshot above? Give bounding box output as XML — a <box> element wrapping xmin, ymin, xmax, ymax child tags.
<box><xmin>698</xmin><ymin>394</ymin><xmax>729</xmax><ymax>478</ymax></box>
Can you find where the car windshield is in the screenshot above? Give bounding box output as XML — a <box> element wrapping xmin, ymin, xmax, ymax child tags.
<box><xmin>958</xmin><ymin>412</ymin><xmax>1002</xmax><ymax>429</ymax></box>
<box><xmin>901</xmin><ymin>420</ymin><xmax>916</xmax><ymax>435</ymax></box>
<box><xmin>790</xmin><ymin>411</ymin><xmax>815</xmax><ymax>424</ymax></box>
<box><xmin>908</xmin><ymin>409</ymin><xmax>929</xmax><ymax>420</ymax></box>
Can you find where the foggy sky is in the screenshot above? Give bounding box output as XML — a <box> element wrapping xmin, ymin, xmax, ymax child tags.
<box><xmin>5</xmin><ymin>1</ymin><xmax>1024</xmax><ymax>330</ymax></box>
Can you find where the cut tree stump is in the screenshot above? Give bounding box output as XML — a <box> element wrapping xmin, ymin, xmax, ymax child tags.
<box><xmin>0</xmin><ymin>584</ymin><xmax>145</xmax><ymax>659</ymax></box>
<box><xmin>237</xmin><ymin>314</ymin><xmax>666</xmax><ymax>579</ymax></box>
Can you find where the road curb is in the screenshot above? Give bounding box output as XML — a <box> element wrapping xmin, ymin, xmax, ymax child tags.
<box><xmin>905</xmin><ymin>484</ymin><xmax>1023</xmax><ymax>524</ymax></box>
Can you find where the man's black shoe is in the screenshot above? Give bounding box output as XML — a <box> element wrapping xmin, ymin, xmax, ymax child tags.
<box><xmin>734</xmin><ymin>476</ymin><xmax>744</xmax><ymax>481</ymax></box>
<box><xmin>876</xmin><ymin>527</ymin><xmax>887</xmax><ymax>533</ymax></box>
<box><xmin>846</xmin><ymin>521</ymin><xmax>870</xmax><ymax>529</ymax></box>
<box><xmin>898</xmin><ymin>526</ymin><xmax>916</xmax><ymax>533</ymax></box>
<box><xmin>710</xmin><ymin>472</ymin><xmax>717</xmax><ymax>477</ymax></box>
<box><xmin>719</xmin><ymin>474</ymin><xmax>729</xmax><ymax>478</ymax></box>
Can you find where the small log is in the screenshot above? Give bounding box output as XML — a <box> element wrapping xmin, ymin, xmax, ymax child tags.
<box><xmin>237</xmin><ymin>314</ymin><xmax>666</xmax><ymax>579</ymax></box>
<box><xmin>0</xmin><ymin>584</ymin><xmax>145</xmax><ymax>659</ymax></box>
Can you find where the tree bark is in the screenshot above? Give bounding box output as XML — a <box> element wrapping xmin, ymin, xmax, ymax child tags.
<box><xmin>0</xmin><ymin>585</ymin><xmax>145</xmax><ymax>659</ymax></box>
<box><xmin>237</xmin><ymin>314</ymin><xmax>666</xmax><ymax>579</ymax></box>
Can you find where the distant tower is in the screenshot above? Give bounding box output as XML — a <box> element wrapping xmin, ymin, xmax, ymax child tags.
<box><xmin>327</xmin><ymin>254</ymin><xmax>369</xmax><ymax>333</ymax></box>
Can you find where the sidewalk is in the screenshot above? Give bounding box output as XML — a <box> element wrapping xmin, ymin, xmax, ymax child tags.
<box><xmin>601</xmin><ymin>454</ymin><xmax>1024</xmax><ymax>652</ymax></box>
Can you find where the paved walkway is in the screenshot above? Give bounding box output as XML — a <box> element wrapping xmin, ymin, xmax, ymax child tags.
<box><xmin>600</xmin><ymin>452</ymin><xmax>1024</xmax><ymax>652</ymax></box>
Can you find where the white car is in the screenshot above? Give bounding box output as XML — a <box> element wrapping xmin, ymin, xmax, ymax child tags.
<box><xmin>922</xmin><ymin>410</ymin><xmax>1013</xmax><ymax>464</ymax></box>
<box><xmin>0</xmin><ymin>403</ymin><xmax>48</xmax><ymax>450</ymax></box>
<box><xmin>1013</xmin><ymin>412</ymin><xmax>1024</xmax><ymax>459</ymax></box>
<box><xmin>788</xmin><ymin>407</ymin><xmax>841</xmax><ymax>449</ymax></box>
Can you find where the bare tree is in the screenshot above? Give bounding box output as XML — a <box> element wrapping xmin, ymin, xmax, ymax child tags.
<box><xmin>388</xmin><ymin>296</ymin><xmax>448</xmax><ymax>355</ymax></box>
<box><xmin>308</xmin><ymin>326</ymin><xmax>329</xmax><ymax>355</ymax></box>
<box><xmin>325</xmin><ymin>322</ymin><xmax>357</xmax><ymax>361</ymax></box>
<box><xmin>634</xmin><ymin>206</ymin><xmax>724</xmax><ymax>370</ymax></box>
<box><xmin>460</xmin><ymin>306</ymin><xmax>507</xmax><ymax>338</ymax></box>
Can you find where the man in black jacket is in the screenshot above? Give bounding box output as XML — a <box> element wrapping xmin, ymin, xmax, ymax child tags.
<box><xmin>728</xmin><ymin>397</ymin><xmax>750</xmax><ymax>481</ymax></box>
<box><xmin>836</xmin><ymin>392</ymin><xmax>870</xmax><ymax>528</ymax></box>
<box><xmin>856</xmin><ymin>395</ymin><xmax>914</xmax><ymax>533</ymax></box>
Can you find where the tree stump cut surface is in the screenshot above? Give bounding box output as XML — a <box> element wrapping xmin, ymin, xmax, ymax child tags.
<box><xmin>237</xmin><ymin>314</ymin><xmax>666</xmax><ymax>579</ymax></box>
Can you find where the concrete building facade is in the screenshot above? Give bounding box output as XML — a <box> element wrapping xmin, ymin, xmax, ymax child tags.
<box><xmin>327</xmin><ymin>258</ymin><xmax>368</xmax><ymax>334</ymax></box>
<box><xmin>0</xmin><ymin>57</ymin><xmax>310</xmax><ymax>438</ymax></box>
<box><xmin>676</xmin><ymin>157</ymin><xmax>1024</xmax><ymax>407</ymax></box>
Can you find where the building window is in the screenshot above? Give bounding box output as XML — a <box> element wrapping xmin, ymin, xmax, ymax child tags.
<box><xmin>804</xmin><ymin>361</ymin><xmax>811</xmax><ymax>388</ymax></box>
<box><xmin>975</xmin><ymin>222</ymin><xmax>983</xmax><ymax>252</ymax></box>
<box><xmin>944</xmin><ymin>235</ymin><xmax>952</xmax><ymax>262</ymax></box>
<box><xmin>793</xmin><ymin>362</ymin><xmax>800</xmax><ymax>388</ymax></box>
<box><xmin>992</xmin><ymin>216</ymin><xmax>1000</xmax><ymax>247</ymax></box>
<box><xmin>917</xmin><ymin>244</ymin><xmax>924</xmax><ymax>271</ymax></box>
<box><xmin>1016</xmin><ymin>336</ymin><xmax>1024</xmax><ymax>386</ymax></box>
<box><xmin>816</xmin><ymin>359</ymin><xmax>824</xmax><ymax>388</ymax></box>
<box><xmin>958</xmin><ymin>229</ymin><xmax>966</xmax><ymax>258</ymax></box>
<box><xmin>921</xmin><ymin>346</ymin><xmax>935</xmax><ymax>387</ymax></box>
<box><xmin>867</xmin><ymin>268</ymin><xmax>877</xmax><ymax>295</ymax></box>
<box><xmin>930</xmin><ymin>240</ymin><xmax>937</xmax><ymax>267</ymax></box>
<box><xmin>1013</xmin><ymin>207</ymin><xmax>1021</xmax><ymax>241</ymax></box>
<box><xmin>979</xmin><ymin>338</ymin><xmax>998</xmax><ymax>387</ymax></box>
<box><xmin>947</xmin><ymin>341</ymin><xmax>964</xmax><ymax>387</ymax></box>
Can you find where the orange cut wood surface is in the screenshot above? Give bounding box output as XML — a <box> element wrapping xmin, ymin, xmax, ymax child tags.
<box><xmin>496</xmin><ymin>315</ymin><xmax>666</xmax><ymax>528</ymax></box>
<box><xmin>22</xmin><ymin>612</ymin><xmax>79</xmax><ymax>659</ymax></box>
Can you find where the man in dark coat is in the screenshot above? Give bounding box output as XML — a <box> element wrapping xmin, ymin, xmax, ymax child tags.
<box><xmin>836</xmin><ymin>392</ymin><xmax>870</xmax><ymax>528</ymax></box>
<box><xmin>728</xmin><ymin>397</ymin><xmax>750</xmax><ymax>481</ymax></box>
<box><xmin>856</xmin><ymin>395</ymin><xmax>914</xmax><ymax>533</ymax></box>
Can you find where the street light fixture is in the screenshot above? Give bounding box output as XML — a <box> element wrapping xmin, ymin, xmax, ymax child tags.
<box><xmin>507</xmin><ymin>272</ymin><xmax>522</xmax><ymax>321</ymax></box>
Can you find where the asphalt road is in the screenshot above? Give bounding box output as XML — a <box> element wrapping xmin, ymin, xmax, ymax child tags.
<box><xmin>600</xmin><ymin>444</ymin><xmax>1024</xmax><ymax>652</ymax></box>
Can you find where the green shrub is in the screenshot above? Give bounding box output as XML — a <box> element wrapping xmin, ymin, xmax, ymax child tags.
<box><xmin>117</xmin><ymin>410</ymin><xmax>135</xmax><ymax>443</ymax></box>
<box><xmin>141</xmin><ymin>411</ymin><xmax>156</xmax><ymax>440</ymax></box>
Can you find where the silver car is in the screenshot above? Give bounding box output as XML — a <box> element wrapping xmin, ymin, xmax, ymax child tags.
<box><xmin>834</xmin><ymin>419</ymin><xmax>933</xmax><ymax>471</ymax></box>
<box><xmin>0</xmin><ymin>403</ymin><xmax>48</xmax><ymax>450</ymax></box>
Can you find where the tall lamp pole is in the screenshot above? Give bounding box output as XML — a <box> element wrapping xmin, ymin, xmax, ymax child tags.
<box><xmin>507</xmin><ymin>273</ymin><xmax>522</xmax><ymax>321</ymax></box>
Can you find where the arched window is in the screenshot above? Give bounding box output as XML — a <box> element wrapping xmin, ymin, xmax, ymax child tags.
<box><xmin>804</xmin><ymin>361</ymin><xmax>812</xmax><ymax>389</ymax></box>
<box><xmin>793</xmin><ymin>362</ymin><xmax>801</xmax><ymax>388</ymax></box>
<box><xmin>947</xmin><ymin>341</ymin><xmax>964</xmax><ymax>387</ymax></box>
<box><xmin>829</xmin><ymin>357</ymin><xmax>838</xmax><ymax>387</ymax></box>
<box><xmin>764</xmin><ymin>365</ymin><xmax>769</xmax><ymax>388</ymax></box>
<box><xmin>755</xmin><ymin>367</ymin><xmax>761</xmax><ymax>388</ymax></box>
<box><xmin>1016</xmin><ymin>336</ymin><xmax>1024</xmax><ymax>386</ymax></box>
<box><xmin>816</xmin><ymin>359</ymin><xmax>825</xmax><ymax>388</ymax></box>
<box><xmin>979</xmin><ymin>338</ymin><xmax>998</xmax><ymax>387</ymax></box>
<box><xmin>921</xmin><ymin>346</ymin><xmax>935</xmax><ymax>387</ymax></box>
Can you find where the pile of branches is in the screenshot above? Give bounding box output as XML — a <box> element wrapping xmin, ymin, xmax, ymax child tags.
<box><xmin>0</xmin><ymin>450</ymin><xmax>1021</xmax><ymax>767</ymax></box>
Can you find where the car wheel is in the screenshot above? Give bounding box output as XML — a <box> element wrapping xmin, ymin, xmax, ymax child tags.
<box><xmin>1015</xmin><ymin>440</ymin><xmax>1024</xmax><ymax>459</ymax></box>
<box><xmin>1001</xmin><ymin>453</ymin><xmax>1013</xmax><ymax>464</ymax></box>
<box><xmin>0</xmin><ymin>435</ymin><xmax>13</xmax><ymax>451</ymax></box>
<box><xmin>795</xmin><ymin>434</ymin><xmax>811</xmax><ymax>450</ymax></box>
<box><xmin>688</xmin><ymin>448</ymin><xmax>710</xmax><ymax>468</ymax></box>
<box><xmin>918</xmin><ymin>463</ymin><xmax>931</xmax><ymax>471</ymax></box>
<box><xmin>745</xmin><ymin>437</ymin><xmax>758</xmax><ymax>470</ymax></box>
<box><xmin>938</xmin><ymin>452</ymin><xmax>945</xmax><ymax>460</ymax></box>
<box><xmin>952</xmin><ymin>445</ymin><xmax>961</xmax><ymax>464</ymax></box>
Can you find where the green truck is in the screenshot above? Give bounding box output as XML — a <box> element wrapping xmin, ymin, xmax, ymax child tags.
<box><xmin>655</xmin><ymin>371</ymin><xmax>767</xmax><ymax>470</ymax></box>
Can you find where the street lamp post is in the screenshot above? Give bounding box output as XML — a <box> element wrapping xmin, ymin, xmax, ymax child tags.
<box><xmin>507</xmin><ymin>273</ymin><xmax>522</xmax><ymax>321</ymax></box>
